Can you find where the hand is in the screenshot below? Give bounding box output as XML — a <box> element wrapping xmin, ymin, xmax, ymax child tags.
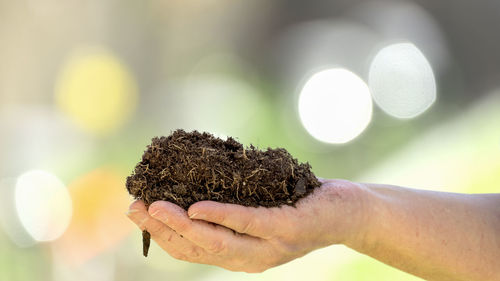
<box><xmin>126</xmin><ymin>179</ymin><xmax>369</xmax><ymax>273</ymax></box>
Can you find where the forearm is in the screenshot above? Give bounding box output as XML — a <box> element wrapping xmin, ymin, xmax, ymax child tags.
<box><xmin>346</xmin><ymin>183</ymin><xmax>500</xmax><ymax>281</ymax></box>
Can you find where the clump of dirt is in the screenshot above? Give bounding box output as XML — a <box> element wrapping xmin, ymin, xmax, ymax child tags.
<box><xmin>126</xmin><ymin>129</ymin><xmax>321</xmax><ymax>256</ymax></box>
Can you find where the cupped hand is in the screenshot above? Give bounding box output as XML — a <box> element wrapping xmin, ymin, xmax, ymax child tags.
<box><xmin>126</xmin><ymin>179</ymin><xmax>368</xmax><ymax>273</ymax></box>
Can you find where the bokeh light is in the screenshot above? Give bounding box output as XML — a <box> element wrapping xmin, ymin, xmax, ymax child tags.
<box><xmin>55</xmin><ymin>47</ymin><xmax>138</xmax><ymax>136</ymax></box>
<box><xmin>54</xmin><ymin>168</ymin><xmax>133</xmax><ymax>265</ymax></box>
<box><xmin>298</xmin><ymin>68</ymin><xmax>372</xmax><ymax>144</ymax></box>
<box><xmin>369</xmin><ymin>42</ymin><xmax>436</xmax><ymax>119</ymax></box>
<box><xmin>15</xmin><ymin>170</ymin><xmax>72</xmax><ymax>242</ymax></box>
<box><xmin>0</xmin><ymin>178</ymin><xmax>36</xmax><ymax>247</ymax></box>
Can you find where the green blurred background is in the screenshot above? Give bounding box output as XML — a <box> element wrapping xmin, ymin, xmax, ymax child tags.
<box><xmin>0</xmin><ymin>1</ymin><xmax>499</xmax><ymax>280</ymax></box>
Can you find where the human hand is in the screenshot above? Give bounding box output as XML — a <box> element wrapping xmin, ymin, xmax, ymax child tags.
<box><xmin>126</xmin><ymin>179</ymin><xmax>369</xmax><ymax>273</ymax></box>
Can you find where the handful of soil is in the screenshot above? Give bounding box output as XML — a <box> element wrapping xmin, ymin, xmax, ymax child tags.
<box><xmin>126</xmin><ymin>130</ymin><xmax>321</xmax><ymax>256</ymax></box>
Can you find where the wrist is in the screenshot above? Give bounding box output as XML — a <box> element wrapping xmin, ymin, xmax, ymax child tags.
<box><xmin>320</xmin><ymin>179</ymin><xmax>374</xmax><ymax>248</ymax></box>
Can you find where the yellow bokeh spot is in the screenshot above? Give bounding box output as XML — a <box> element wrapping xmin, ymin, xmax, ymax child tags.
<box><xmin>55</xmin><ymin>47</ymin><xmax>138</xmax><ymax>136</ymax></box>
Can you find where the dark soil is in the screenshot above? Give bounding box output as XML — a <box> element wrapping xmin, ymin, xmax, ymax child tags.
<box><xmin>126</xmin><ymin>129</ymin><xmax>321</xmax><ymax>256</ymax></box>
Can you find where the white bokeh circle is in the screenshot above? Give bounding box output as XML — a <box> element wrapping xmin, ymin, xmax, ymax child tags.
<box><xmin>15</xmin><ymin>170</ymin><xmax>72</xmax><ymax>242</ymax></box>
<box><xmin>298</xmin><ymin>68</ymin><xmax>372</xmax><ymax>144</ymax></box>
<box><xmin>369</xmin><ymin>42</ymin><xmax>436</xmax><ymax>118</ymax></box>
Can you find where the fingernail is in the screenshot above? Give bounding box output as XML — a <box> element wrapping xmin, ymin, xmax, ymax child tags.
<box><xmin>189</xmin><ymin>212</ymin><xmax>197</xmax><ymax>219</ymax></box>
<box><xmin>151</xmin><ymin>209</ymin><xmax>168</xmax><ymax>223</ymax></box>
<box><xmin>126</xmin><ymin>209</ymin><xmax>140</xmax><ymax>216</ymax></box>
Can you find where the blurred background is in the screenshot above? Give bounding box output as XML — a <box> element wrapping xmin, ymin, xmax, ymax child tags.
<box><xmin>1</xmin><ymin>0</ymin><xmax>499</xmax><ymax>280</ymax></box>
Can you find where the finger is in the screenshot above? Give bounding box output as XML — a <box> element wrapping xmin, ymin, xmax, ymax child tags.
<box><xmin>186</xmin><ymin>201</ymin><xmax>280</xmax><ymax>238</ymax></box>
<box><xmin>127</xmin><ymin>200</ymin><xmax>170</xmax><ymax>234</ymax></box>
<box><xmin>126</xmin><ymin>200</ymin><xmax>148</xmax><ymax>226</ymax></box>
<box><xmin>148</xmin><ymin>201</ymin><xmax>263</xmax><ymax>255</ymax></box>
<box><xmin>127</xmin><ymin>201</ymin><xmax>208</xmax><ymax>262</ymax></box>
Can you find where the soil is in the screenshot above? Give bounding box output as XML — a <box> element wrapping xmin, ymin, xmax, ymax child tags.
<box><xmin>126</xmin><ymin>129</ymin><xmax>321</xmax><ymax>256</ymax></box>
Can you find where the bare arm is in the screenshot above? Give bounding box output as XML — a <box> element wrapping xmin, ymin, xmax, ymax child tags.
<box><xmin>353</xmin><ymin>183</ymin><xmax>500</xmax><ymax>281</ymax></box>
<box><xmin>126</xmin><ymin>179</ymin><xmax>500</xmax><ymax>280</ymax></box>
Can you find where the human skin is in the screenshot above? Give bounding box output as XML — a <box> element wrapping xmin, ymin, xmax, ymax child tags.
<box><xmin>126</xmin><ymin>179</ymin><xmax>500</xmax><ymax>280</ymax></box>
